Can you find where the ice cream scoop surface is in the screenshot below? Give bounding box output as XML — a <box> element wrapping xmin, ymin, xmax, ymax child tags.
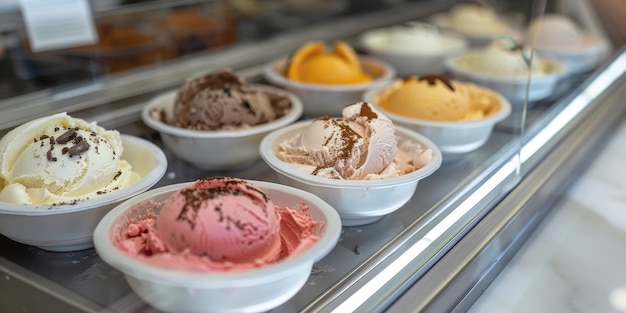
<box><xmin>0</xmin><ymin>113</ymin><xmax>139</xmax><ymax>205</ymax></box>
<box><xmin>382</xmin><ymin>76</ymin><xmax>470</xmax><ymax>121</ymax></box>
<box><xmin>276</xmin><ymin>102</ymin><xmax>432</xmax><ymax>179</ymax></box>
<box><xmin>115</xmin><ymin>177</ymin><xmax>319</xmax><ymax>272</ymax></box>
<box><xmin>453</xmin><ymin>39</ymin><xmax>560</xmax><ymax>77</ymax></box>
<box><xmin>287</xmin><ymin>41</ymin><xmax>373</xmax><ymax>84</ymax></box>
<box><xmin>165</xmin><ymin>70</ymin><xmax>291</xmax><ymax>130</ymax></box>
<box><xmin>366</xmin><ymin>22</ymin><xmax>466</xmax><ymax>55</ymax></box>
<box><xmin>157</xmin><ymin>177</ymin><xmax>281</xmax><ymax>264</ymax></box>
<box><xmin>444</xmin><ymin>3</ymin><xmax>508</xmax><ymax>34</ymax></box>
<box><xmin>526</xmin><ymin>14</ymin><xmax>596</xmax><ymax>51</ymax></box>
<box><xmin>376</xmin><ymin>76</ymin><xmax>504</xmax><ymax>122</ymax></box>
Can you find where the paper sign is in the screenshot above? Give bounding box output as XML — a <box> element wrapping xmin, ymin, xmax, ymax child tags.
<box><xmin>19</xmin><ymin>0</ymin><xmax>97</xmax><ymax>52</ymax></box>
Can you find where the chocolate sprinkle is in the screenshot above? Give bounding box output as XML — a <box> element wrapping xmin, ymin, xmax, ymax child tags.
<box><xmin>175</xmin><ymin>177</ymin><xmax>270</xmax><ymax>230</ymax></box>
<box><xmin>68</xmin><ymin>141</ymin><xmax>90</xmax><ymax>156</ymax></box>
<box><xmin>56</xmin><ymin>129</ymin><xmax>77</xmax><ymax>144</ymax></box>
<box><xmin>419</xmin><ymin>75</ymin><xmax>455</xmax><ymax>91</ymax></box>
<box><xmin>46</xmin><ymin>150</ymin><xmax>57</xmax><ymax>162</ymax></box>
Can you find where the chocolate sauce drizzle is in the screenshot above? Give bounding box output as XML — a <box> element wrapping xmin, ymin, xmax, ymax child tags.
<box><xmin>418</xmin><ymin>75</ymin><xmax>455</xmax><ymax>91</ymax></box>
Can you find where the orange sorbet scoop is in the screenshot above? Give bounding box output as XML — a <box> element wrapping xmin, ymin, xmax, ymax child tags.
<box><xmin>287</xmin><ymin>41</ymin><xmax>373</xmax><ymax>85</ymax></box>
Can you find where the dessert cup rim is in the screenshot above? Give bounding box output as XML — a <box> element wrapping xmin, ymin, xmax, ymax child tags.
<box><xmin>92</xmin><ymin>180</ymin><xmax>342</xmax><ymax>287</ymax></box>
<box><xmin>263</xmin><ymin>56</ymin><xmax>396</xmax><ymax>91</ymax></box>
<box><xmin>141</xmin><ymin>84</ymin><xmax>304</xmax><ymax>138</ymax></box>
<box><xmin>259</xmin><ymin>120</ymin><xmax>442</xmax><ymax>188</ymax></box>
<box><xmin>0</xmin><ymin>134</ymin><xmax>168</xmax><ymax>215</ymax></box>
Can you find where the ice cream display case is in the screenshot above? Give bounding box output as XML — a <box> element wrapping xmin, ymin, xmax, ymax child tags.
<box><xmin>1</xmin><ymin>0</ymin><xmax>625</xmax><ymax>312</ymax></box>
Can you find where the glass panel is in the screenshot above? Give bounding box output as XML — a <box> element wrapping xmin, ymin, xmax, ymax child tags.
<box><xmin>0</xmin><ymin>1</ymin><xmax>618</xmax><ymax>312</ymax></box>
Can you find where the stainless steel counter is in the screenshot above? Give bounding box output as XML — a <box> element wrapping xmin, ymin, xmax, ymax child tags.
<box><xmin>1</xmin><ymin>1</ymin><xmax>625</xmax><ymax>312</ymax></box>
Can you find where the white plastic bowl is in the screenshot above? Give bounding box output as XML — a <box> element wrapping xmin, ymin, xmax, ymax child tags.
<box><xmin>445</xmin><ymin>52</ymin><xmax>566</xmax><ymax>105</ymax></box>
<box><xmin>263</xmin><ymin>56</ymin><xmax>395</xmax><ymax>117</ymax></box>
<box><xmin>363</xmin><ymin>85</ymin><xmax>511</xmax><ymax>160</ymax></box>
<box><xmin>533</xmin><ymin>40</ymin><xmax>609</xmax><ymax>75</ymax></box>
<box><xmin>0</xmin><ymin>135</ymin><xmax>167</xmax><ymax>252</ymax></box>
<box><xmin>359</xmin><ymin>26</ymin><xmax>468</xmax><ymax>76</ymax></box>
<box><xmin>93</xmin><ymin>180</ymin><xmax>341</xmax><ymax>313</ymax></box>
<box><xmin>141</xmin><ymin>85</ymin><xmax>303</xmax><ymax>170</ymax></box>
<box><xmin>259</xmin><ymin>121</ymin><xmax>442</xmax><ymax>226</ymax></box>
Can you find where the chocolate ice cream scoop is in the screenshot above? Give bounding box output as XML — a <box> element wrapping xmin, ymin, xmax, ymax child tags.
<box><xmin>170</xmin><ymin>70</ymin><xmax>291</xmax><ymax>130</ymax></box>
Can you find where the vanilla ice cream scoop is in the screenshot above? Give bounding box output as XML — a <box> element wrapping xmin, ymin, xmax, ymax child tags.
<box><xmin>451</xmin><ymin>38</ymin><xmax>559</xmax><ymax>77</ymax></box>
<box><xmin>364</xmin><ymin>22</ymin><xmax>466</xmax><ymax>55</ymax></box>
<box><xmin>0</xmin><ymin>113</ymin><xmax>139</xmax><ymax>205</ymax></box>
<box><xmin>278</xmin><ymin>102</ymin><xmax>397</xmax><ymax>180</ymax></box>
<box><xmin>478</xmin><ymin>39</ymin><xmax>536</xmax><ymax>75</ymax></box>
<box><xmin>445</xmin><ymin>3</ymin><xmax>508</xmax><ymax>35</ymax></box>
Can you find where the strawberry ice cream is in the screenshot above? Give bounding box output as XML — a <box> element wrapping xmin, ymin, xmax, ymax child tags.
<box><xmin>114</xmin><ymin>177</ymin><xmax>319</xmax><ymax>271</ymax></box>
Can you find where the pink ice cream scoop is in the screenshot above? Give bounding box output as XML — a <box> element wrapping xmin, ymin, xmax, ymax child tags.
<box><xmin>277</xmin><ymin>102</ymin><xmax>397</xmax><ymax>179</ymax></box>
<box><xmin>156</xmin><ymin>177</ymin><xmax>281</xmax><ymax>264</ymax></box>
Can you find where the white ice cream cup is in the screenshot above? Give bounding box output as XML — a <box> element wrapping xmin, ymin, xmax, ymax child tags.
<box><xmin>263</xmin><ymin>56</ymin><xmax>396</xmax><ymax>118</ymax></box>
<box><xmin>0</xmin><ymin>135</ymin><xmax>167</xmax><ymax>251</ymax></box>
<box><xmin>141</xmin><ymin>84</ymin><xmax>303</xmax><ymax>170</ymax></box>
<box><xmin>363</xmin><ymin>85</ymin><xmax>512</xmax><ymax>161</ymax></box>
<box><xmin>359</xmin><ymin>24</ymin><xmax>469</xmax><ymax>77</ymax></box>
<box><xmin>444</xmin><ymin>51</ymin><xmax>567</xmax><ymax>105</ymax></box>
<box><xmin>93</xmin><ymin>180</ymin><xmax>341</xmax><ymax>313</ymax></box>
<box><xmin>259</xmin><ymin>121</ymin><xmax>442</xmax><ymax>226</ymax></box>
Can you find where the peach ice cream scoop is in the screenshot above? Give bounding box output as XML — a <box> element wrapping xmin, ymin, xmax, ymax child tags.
<box><xmin>287</xmin><ymin>41</ymin><xmax>373</xmax><ymax>84</ymax></box>
<box><xmin>376</xmin><ymin>75</ymin><xmax>504</xmax><ymax>122</ymax></box>
<box><xmin>156</xmin><ymin>177</ymin><xmax>281</xmax><ymax>264</ymax></box>
<box><xmin>380</xmin><ymin>76</ymin><xmax>470</xmax><ymax>121</ymax></box>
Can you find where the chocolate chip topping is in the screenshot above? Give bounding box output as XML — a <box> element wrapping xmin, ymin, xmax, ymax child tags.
<box><xmin>68</xmin><ymin>140</ymin><xmax>90</xmax><ymax>156</ymax></box>
<box><xmin>419</xmin><ymin>75</ymin><xmax>455</xmax><ymax>91</ymax></box>
<box><xmin>34</xmin><ymin>126</ymin><xmax>94</xmax><ymax>162</ymax></box>
<box><xmin>46</xmin><ymin>150</ymin><xmax>57</xmax><ymax>162</ymax></box>
<box><xmin>56</xmin><ymin>129</ymin><xmax>77</xmax><ymax>144</ymax></box>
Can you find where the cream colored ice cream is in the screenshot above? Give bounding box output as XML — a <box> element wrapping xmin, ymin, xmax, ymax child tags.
<box><xmin>437</xmin><ymin>3</ymin><xmax>509</xmax><ymax>35</ymax></box>
<box><xmin>375</xmin><ymin>76</ymin><xmax>504</xmax><ymax>121</ymax></box>
<box><xmin>524</xmin><ymin>14</ymin><xmax>608</xmax><ymax>74</ymax></box>
<box><xmin>362</xmin><ymin>22</ymin><xmax>467</xmax><ymax>55</ymax></box>
<box><xmin>0</xmin><ymin>113</ymin><xmax>140</xmax><ymax>205</ymax></box>
<box><xmin>526</xmin><ymin>14</ymin><xmax>608</xmax><ymax>53</ymax></box>
<box><xmin>276</xmin><ymin>102</ymin><xmax>433</xmax><ymax>179</ymax></box>
<box><xmin>452</xmin><ymin>39</ymin><xmax>563</xmax><ymax>76</ymax></box>
<box><xmin>527</xmin><ymin>14</ymin><xmax>583</xmax><ymax>50</ymax></box>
